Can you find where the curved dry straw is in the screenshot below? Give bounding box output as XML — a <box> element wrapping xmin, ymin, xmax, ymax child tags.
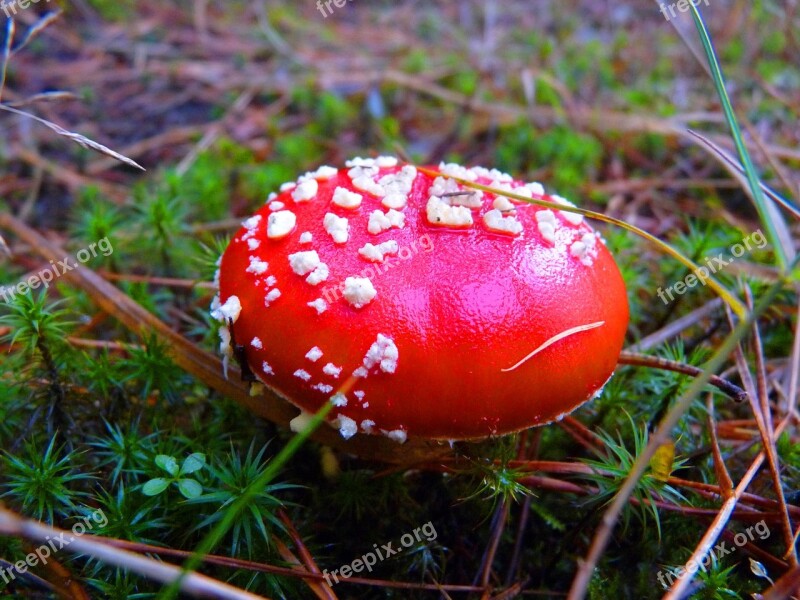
<box><xmin>417</xmin><ymin>166</ymin><xmax>748</xmax><ymax>319</ymax></box>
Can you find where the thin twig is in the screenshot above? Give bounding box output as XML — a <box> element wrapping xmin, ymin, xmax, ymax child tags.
<box><xmin>0</xmin><ymin>507</ymin><xmax>268</xmax><ymax>600</ymax></box>
<box><xmin>618</xmin><ymin>350</ymin><xmax>747</xmax><ymax>402</ymax></box>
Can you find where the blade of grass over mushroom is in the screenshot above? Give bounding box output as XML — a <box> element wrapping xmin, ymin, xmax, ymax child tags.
<box><xmin>155</xmin><ymin>398</ymin><xmax>335</xmax><ymax>600</ymax></box>
<box><xmin>418</xmin><ymin>167</ymin><xmax>747</xmax><ymax>319</ymax></box>
<box><xmin>687</xmin><ymin>4</ymin><xmax>789</xmax><ymax>270</ymax></box>
<box><xmin>567</xmin><ymin>273</ymin><xmax>789</xmax><ymax>600</ymax></box>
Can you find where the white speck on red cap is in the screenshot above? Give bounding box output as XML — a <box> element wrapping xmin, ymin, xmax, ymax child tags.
<box><xmin>535</xmin><ymin>210</ymin><xmax>558</xmax><ymax>244</ymax></box>
<box><xmin>367</xmin><ymin>209</ymin><xmax>405</xmax><ymax>234</ymax></box>
<box><xmin>332</xmin><ymin>187</ymin><xmax>363</xmax><ymax>209</ymax></box>
<box><xmin>358</xmin><ymin>240</ymin><xmax>399</xmax><ymax>263</ymax></box>
<box><xmin>483</xmin><ymin>209</ymin><xmax>523</xmax><ymax>236</ymax></box>
<box><xmin>309</xmin><ymin>165</ymin><xmax>338</xmax><ymax>180</ymax></box>
<box><xmin>426</xmin><ymin>196</ymin><xmax>473</xmax><ymax>227</ymax></box>
<box><xmin>323</xmin><ymin>212</ymin><xmax>349</xmax><ymax>244</ymax></box>
<box><xmin>291</xmin><ymin>179</ymin><xmax>318</xmax><ymax>203</ymax></box>
<box><xmin>362</xmin><ymin>334</ymin><xmax>398</xmax><ymax>373</ymax></box>
<box><xmin>264</xmin><ymin>288</ymin><xmax>281</xmax><ymax>306</ymax></box>
<box><xmin>337</xmin><ymin>414</ymin><xmax>357</xmax><ymax>439</ymax></box>
<box><xmin>438</xmin><ymin>162</ymin><xmax>478</xmax><ymax>181</ymax></box>
<box><xmin>343</xmin><ymin>277</ymin><xmax>377</xmax><ymax>308</ymax></box>
<box><xmin>211</xmin><ymin>295</ymin><xmax>241</xmax><ymax>323</ymax></box>
<box><xmin>267</xmin><ymin>210</ymin><xmax>296</xmax><ymax>239</ymax></box>
<box><xmin>492</xmin><ymin>196</ymin><xmax>515</xmax><ymax>212</ymax></box>
<box><xmin>305</xmin><ymin>346</ymin><xmax>323</xmax><ymax>362</ymax></box>
<box><xmin>307</xmin><ymin>298</ymin><xmax>328</xmax><ymax>314</ymax></box>
<box><xmin>552</xmin><ymin>195</ymin><xmax>584</xmax><ymax>225</ymax></box>
<box><xmin>242</xmin><ymin>215</ymin><xmax>262</xmax><ymax>230</ymax></box>
<box><xmin>294</xmin><ymin>369</ymin><xmax>312</xmax><ymax>381</ymax></box>
<box><xmin>322</xmin><ymin>363</ymin><xmax>342</xmax><ymax>378</ymax></box>
<box><xmin>246</xmin><ymin>257</ymin><xmax>269</xmax><ymax>275</ymax></box>
<box><xmin>288</xmin><ymin>251</ymin><xmax>321</xmax><ymax>276</ymax></box>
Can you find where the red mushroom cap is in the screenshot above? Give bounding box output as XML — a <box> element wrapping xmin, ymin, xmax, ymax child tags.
<box><xmin>212</xmin><ymin>158</ymin><xmax>629</xmax><ymax>442</ymax></box>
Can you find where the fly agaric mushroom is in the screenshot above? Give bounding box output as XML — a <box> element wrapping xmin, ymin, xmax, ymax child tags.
<box><xmin>211</xmin><ymin>157</ymin><xmax>629</xmax><ymax>442</ymax></box>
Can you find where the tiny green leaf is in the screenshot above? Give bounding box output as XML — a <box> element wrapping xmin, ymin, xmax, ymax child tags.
<box><xmin>180</xmin><ymin>453</ymin><xmax>206</xmax><ymax>476</ymax></box>
<box><xmin>177</xmin><ymin>478</ymin><xmax>202</xmax><ymax>499</ymax></box>
<box><xmin>142</xmin><ymin>478</ymin><xmax>170</xmax><ymax>496</ymax></box>
<box><xmin>155</xmin><ymin>454</ymin><xmax>179</xmax><ymax>476</ymax></box>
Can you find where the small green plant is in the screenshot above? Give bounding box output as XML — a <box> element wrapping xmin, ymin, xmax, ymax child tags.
<box><xmin>142</xmin><ymin>453</ymin><xmax>206</xmax><ymax>500</ymax></box>
<box><xmin>90</xmin><ymin>420</ymin><xmax>156</xmax><ymax>485</ymax></box>
<box><xmin>0</xmin><ymin>291</ymin><xmax>74</xmax><ymax>433</ymax></box>
<box><xmin>185</xmin><ymin>442</ymin><xmax>299</xmax><ymax>557</ymax></box>
<box><xmin>468</xmin><ymin>461</ymin><xmax>533</xmax><ymax>512</ymax></box>
<box><xmin>1</xmin><ymin>436</ymin><xmax>94</xmax><ymax>524</ymax></box>
<box><xmin>121</xmin><ymin>334</ymin><xmax>186</xmax><ymax>406</ymax></box>
<box><xmin>578</xmin><ymin>414</ymin><xmax>688</xmax><ymax>539</ymax></box>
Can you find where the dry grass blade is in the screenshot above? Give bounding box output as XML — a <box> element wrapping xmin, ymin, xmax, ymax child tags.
<box><xmin>706</xmin><ymin>397</ymin><xmax>734</xmax><ymax>498</ymax></box>
<box><xmin>0</xmin><ymin>104</ymin><xmax>146</xmax><ymax>171</ymax></box>
<box><xmin>687</xmin><ymin>129</ymin><xmax>800</xmax><ymax>221</ymax></box>
<box><xmin>731</xmin><ymin>292</ymin><xmax>798</xmax><ymax>566</ymax></box>
<box><xmin>274</xmin><ymin>538</ymin><xmax>337</xmax><ymax>600</ymax></box>
<box><xmin>11</xmin><ymin>9</ymin><xmax>62</xmax><ymax>54</ymax></box>
<box><xmin>277</xmin><ymin>510</ymin><xmax>338</xmax><ymax>600</ymax></box>
<box><xmin>0</xmin><ymin>507</ymin><xmax>269</xmax><ymax>600</ymax></box>
<box><xmin>626</xmin><ymin>298</ymin><xmax>723</xmax><ymax>353</ymax></box>
<box><xmin>0</xmin><ymin>212</ymin><xmax>450</xmax><ymax>466</ymax></box>
<box><xmin>6</xmin><ymin>91</ymin><xmax>77</xmax><ymax>107</ymax></box>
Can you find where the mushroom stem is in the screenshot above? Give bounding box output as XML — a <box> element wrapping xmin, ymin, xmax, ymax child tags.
<box><xmin>617</xmin><ymin>351</ymin><xmax>747</xmax><ymax>402</ymax></box>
